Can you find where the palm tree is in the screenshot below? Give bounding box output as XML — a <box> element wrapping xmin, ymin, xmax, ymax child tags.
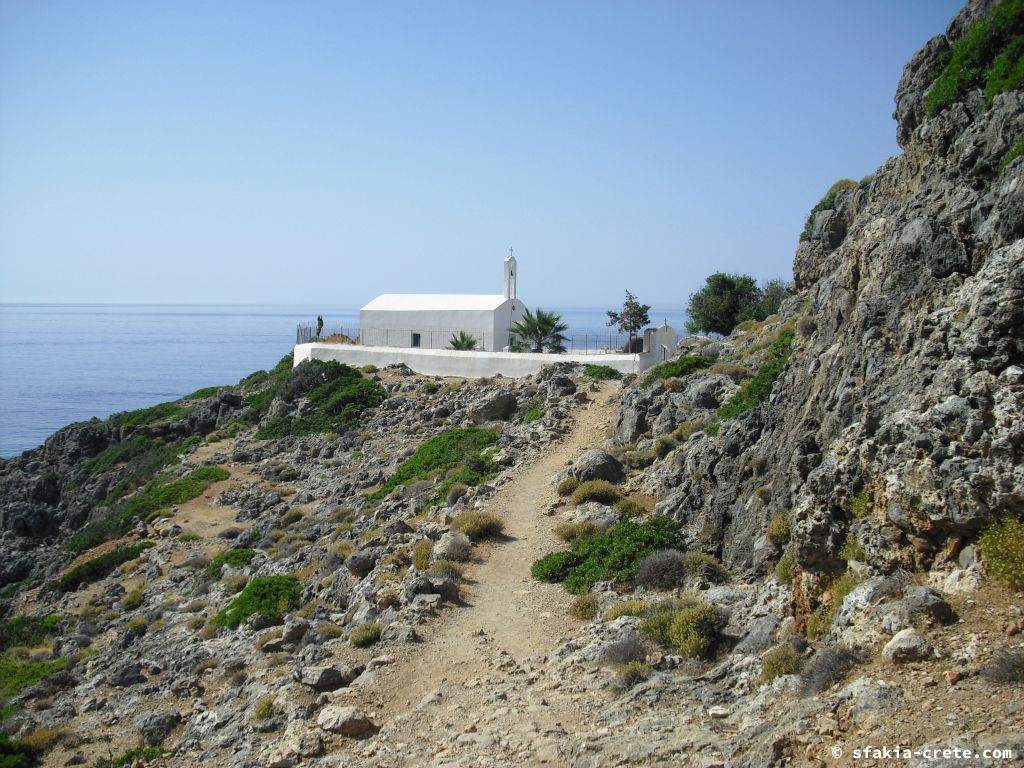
<box><xmin>510</xmin><ymin>308</ymin><xmax>569</xmax><ymax>353</ymax></box>
<box><xmin>449</xmin><ymin>331</ymin><xmax>479</xmax><ymax>351</ymax></box>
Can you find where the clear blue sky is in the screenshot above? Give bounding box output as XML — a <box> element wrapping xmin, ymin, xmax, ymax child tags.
<box><xmin>0</xmin><ymin>0</ymin><xmax>963</xmax><ymax>309</ymax></box>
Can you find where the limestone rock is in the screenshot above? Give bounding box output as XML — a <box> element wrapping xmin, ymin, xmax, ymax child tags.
<box><xmin>882</xmin><ymin>629</ymin><xmax>934</xmax><ymax>664</ymax></box>
<box><xmin>316</xmin><ymin>705</ymin><xmax>375</xmax><ymax>737</ymax></box>
<box><xmin>568</xmin><ymin>449</ymin><xmax>625</xmax><ymax>483</ymax></box>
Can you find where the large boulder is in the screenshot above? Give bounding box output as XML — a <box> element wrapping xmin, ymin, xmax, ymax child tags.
<box><xmin>316</xmin><ymin>705</ymin><xmax>375</xmax><ymax>737</ymax></box>
<box><xmin>568</xmin><ymin>450</ymin><xmax>624</xmax><ymax>483</ymax></box>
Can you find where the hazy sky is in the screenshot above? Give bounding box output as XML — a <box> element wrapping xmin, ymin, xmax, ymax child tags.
<box><xmin>0</xmin><ymin>1</ymin><xmax>962</xmax><ymax>308</ymax></box>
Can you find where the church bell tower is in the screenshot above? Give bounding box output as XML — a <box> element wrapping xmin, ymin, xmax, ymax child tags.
<box><xmin>504</xmin><ymin>248</ymin><xmax>517</xmax><ymax>301</ymax></box>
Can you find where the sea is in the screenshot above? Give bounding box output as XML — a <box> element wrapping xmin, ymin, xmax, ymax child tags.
<box><xmin>0</xmin><ymin>304</ymin><xmax>688</xmax><ymax>458</ymax></box>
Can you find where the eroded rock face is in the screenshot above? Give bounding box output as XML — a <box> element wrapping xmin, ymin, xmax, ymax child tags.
<box><xmin>614</xmin><ymin>0</ymin><xmax>1024</xmax><ymax>627</ymax></box>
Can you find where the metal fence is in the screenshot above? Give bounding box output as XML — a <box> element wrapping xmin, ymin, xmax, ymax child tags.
<box><xmin>297</xmin><ymin>323</ymin><xmax>637</xmax><ymax>354</ymax></box>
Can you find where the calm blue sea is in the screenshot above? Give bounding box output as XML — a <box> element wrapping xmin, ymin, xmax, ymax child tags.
<box><xmin>0</xmin><ymin>304</ymin><xmax>687</xmax><ymax>458</ymax></box>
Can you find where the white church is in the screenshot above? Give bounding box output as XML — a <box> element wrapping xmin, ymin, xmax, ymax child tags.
<box><xmin>359</xmin><ymin>252</ymin><xmax>527</xmax><ymax>352</ymax></box>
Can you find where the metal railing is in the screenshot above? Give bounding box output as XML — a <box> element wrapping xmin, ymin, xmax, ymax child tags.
<box><xmin>297</xmin><ymin>323</ymin><xmax>640</xmax><ymax>354</ymax></box>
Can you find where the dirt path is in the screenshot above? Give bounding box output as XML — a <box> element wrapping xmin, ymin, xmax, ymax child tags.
<box><xmin>343</xmin><ymin>383</ymin><xmax>619</xmax><ymax>767</ymax></box>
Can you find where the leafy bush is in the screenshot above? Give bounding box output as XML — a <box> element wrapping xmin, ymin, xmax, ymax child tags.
<box><xmin>452</xmin><ymin>511</ymin><xmax>504</xmax><ymax>541</ymax></box>
<box><xmin>760</xmin><ymin>644</ymin><xmax>802</xmax><ymax>682</ymax></box>
<box><xmin>776</xmin><ymin>551</ymin><xmax>794</xmax><ymax>583</ymax></box>
<box><xmin>850</xmin><ymin>490</ymin><xmax>870</xmax><ymax>519</ymax></box>
<box><xmin>667</xmin><ymin>604</ymin><xmax>720</xmax><ymax>657</ymax></box>
<box><xmin>555</xmin><ymin>520</ymin><xmax>602</xmax><ymax>543</ymax></box>
<box><xmin>570</xmin><ymin>480</ymin><xmax>622</xmax><ymax>506</ymax></box>
<box><xmin>350</xmin><ymin>622</ymin><xmax>382</xmax><ymax>648</ymax></box>
<box><xmin>428</xmin><ymin>560</ymin><xmax>465</xmax><ymax>579</ymax></box>
<box><xmin>615</xmin><ymin>498</ymin><xmax>646</xmax><ymax>518</ymax></box>
<box><xmin>623</xmin><ymin>450</ymin><xmax>655</xmax><ymax>469</ymax></box>
<box><xmin>638</xmin><ymin>601</ymin><xmax>692</xmax><ymax>646</ymax></box>
<box><xmin>634</xmin><ymin>549</ymin><xmax>686</xmax><ymax>589</ymax></box>
<box><xmin>49</xmin><ymin>543</ymin><xmax>154</xmax><ymax>593</ymax></box>
<box><xmin>89</xmin><ymin>746</ymin><xmax>167</xmax><ymax>768</ymax></box>
<box><xmin>367</xmin><ymin>428</ymin><xmax>498</xmax><ymax>504</ymax></box>
<box><xmin>927</xmin><ymin>0</ymin><xmax>1024</xmax><ymax>116</ymax></box>
<box><xmin>186</xmin><ymin>386</ymin><xmax>222</xmax><ymax>399</ymax></box>
<box><xmin>213</xmin><ymin>575</ymin><xmax>302</xmax><ymax>629</ymax></box>
<box><xmin>122</xmin><ymin>466</ymin><xmax>230</xmax><ymax>522</ymax></box>
<box><xmin>252</xmin><ymin>695</ymin><xmax>276</xmax><ymax>721</ymax></box>
<box><xmin>613</xmin><ymin>661</ymin><xmax>651</xmax><ymax>691</ymax></box>
<box><xmin>520</xmin><ymin>402</ymin><xmax>545</xmax><ymax>423</ymax></box>
<box><xmin>556</xmin><ymin>478</ymin><xmax>579</xmax><ymax>497</ymax></box>
<box><xmin>718</xmin><ymin>330</ymin><xmax>794</xmax><ymax>420</ymax></box>
<box><xmin>583</xmin><ymin>364</ymin><xmax>622</xmax><ymax>380</ymax></box>
<box><xmin>204</xmin><ymin>548</ymin><xmax>256</xmax><ymax>581</ymax></box>
<box><xmin>1000</xmin><ymin>131</ymin><xmax>1024</xmax><ymax>172</ymax></box>
<box><xmin>641</xmin><ymin>356</ymin><xmax>714</xmax><ymax>387</ymax></box>
<box><xmin>799</xmin><ymin>180</ymin><xmax>857</xmax><ymax>241</ymax></box>
<box><xmin>767</xmin><ymin>515</ymin><xmax>791</xmax><ymax>544</ymax></box>
<box><xmin>603</xmin><ymin>600</ymin><xmax>648</xmax><ymax>621</ymax></box>
<box><xmin>0</xmin><ymin>654</ymin><xmax>68</xmax><ymax>700</ymax></box>
<box><xmin>0</xmin><ymin>734</ymin><xmax>39</xmax><ymax>768</ymax></box>
<box><xmin>110</xmin><ymin>401</ymin><xmax>192</xmax><ymax>430</ymax></box>
<box><xmin>532</xmin><ymin>517</ymin><xmax>686</xmax><ymax>594</ymax></box>
<box><xmin>569</xmin><ymin>594</ymin><xmax>599</xmax><ymax>620</ymax></box>
<box><xmin>412</xmin><ymin>539</ymin><xmax>433</xmax><ymax>571</ymax></box>
<box><xmin>0</xmin><ymin>616</ymin><xmax>60</xmax><ymax>651</ymax></box>
<box><xmin>979</xmin><ymin>517</ymin><xmax>1024</xmax><ymax>589</ymax></box>
<box><xmin>256</xmin><ymin>371</ymin><xmax>386</xmax><ymax>439</ymax></box>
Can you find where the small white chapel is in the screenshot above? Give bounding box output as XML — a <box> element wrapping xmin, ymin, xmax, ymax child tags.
<box><xmin>359</xmin><ymin>252</ymin><xmax>527</xmax><ymax>352</ymax></box>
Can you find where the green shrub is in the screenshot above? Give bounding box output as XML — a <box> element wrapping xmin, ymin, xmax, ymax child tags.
<box><xmin>110</xmin><ymin>401</ymin><xmax>192</xmax><ymax>430</ymax></box>
<box><xmin>0</xmin><ymin>616</ymin><xmax>60</xmax><ymax>652</ymax></box>
<box><xmin>927</xmin><ymin>0</ymin><xmax>1024</xmax><ymax>116</ymax></box>
<box><xmin>800</xmin><ymin>180</ymin><xmax>857</xmax><ymax>241</ymax></box>
<box><xmin>213</xmin><ymin>576</ymin><xmax>302</xmax><ymax>629</ymax></box>
<box><xmin>583</xmin><ymin>364</ymin><xmax>622</xmax><ymax>380</ymax></box>
<box><xmin>613</xmin><ymin>661</ymin><xmax>651</xmax><ymax>691</ymax></box>
<box><xmin>641</xmin><ymin>356</ymin><xmax>715</xmax><ymax>387</ymax></box>
<box><xmin>49</xmin><ymin>542</ymin><xmax>154</xmax><ymax>593</ymax></box>
<box><xmin>623</xmin><ymin>450</ymin><xmax>656</xmax><ymax>469</ymax></box>
<box><xmin>718</xmin><ymin>330</ymin><xmax>794</xmax><ymax>420</ymax></box>
<box><xmin>979</xmin><ymin>517</ymin><xmax>1024</xmax><ymax>589</ymax></box>
<box><xmin>89</xmin><ymin>746</ymin><xmax>166</xmax><ymax>768</ymax></box>
<box><xmin>367</xmin><ymin>428</ymin><xmax>498</xmax><ymax>504</ymax></box>
<box><xmin>186</xmin><ymin>385</ymin><xmax>223</xmax><ymax>399</ymax></box>
<box><xmin>767</xmin><ymin>515</ymin><xmax>791</xmax><ymax>544</ymax></box>
<box><xmin>570</xmin><ymin>480</ymin><xmax>622</xmax><ymax>506</ymax></box>
<box><xmin>452</xmin><ymin>511</ymin><xmax>504</xmax><ymax>541</ymax></box>
<box><xmin>760</xmin><ymin>644</ymin><xmax>801</xmax><ymax>682</ymax></box>
<box><xmin>428</xmin><ymin>560</ymin><xmax>465</xmax><ymax>579</ymax></box>
<box><xmin>204</xmin><ymin>548</ymin><xmax>256</xmax><ymax>581</ymax></box>
<box><xmin>776</xmin><ymin>552</ymin><xmax>794</xmax><ymax>583</ymax></box>
<box><xmin>850</xmin><ymin>490</ymin><xmax>870</xmax><ymax>519</ymax></box>
<box><xmin>121</xmin><ymin>466</ymin><xmax>230</xmax><ymax>522</ymax></box>
<box><xmin>653</xmin><ymin>436</ymin><xmax>677</xmax><ymax>459</ymax></box>
<box><xmin>520</xmin><ymin>402</ymin><xmax>545</xmax><ymax>423</ymax></box>
<box><xmin>531</xmin><ymin>551</ymin><xmax>582</xmax><ymax>583</ymax></box>
<box><xmin>350</xmin><ymin>622</ymin><xmax>382</xmax><ymax>648</ymax></box>
<box><xmin>412</xmin><ymin>539</ymin><xmax>433</xmax><ymax>571</ymax></box>
<box><xmin>634</xmin><ymin>549</ymin><xmax>685</xmax><ymax>589</ymax></box>
<box><xmin>554</xmin><ymin>520</ymin><xmax>602</xmax><ymax>543</ymax></box>
<box><xmin>0</xmin><ymin>654</ymin><xmax>68</xmax><ymax>700</ymax></box>
<box><xmin>667</xmin><ymin>604</ymin><xmax>719</xmax><ymax>657</ymax></box>
<box><xmin>683</xmin><ymin>552</ymin><xmax>729</xmax><ymax>583</ymax></box>
<box><xmin>569</xmin><ymin>594</ymin><xmax>599</xmax><ymax>620</ymax></box>
<box><xmin>256</xmin><ymin>376</ymin><xmax>386</xmax><ymax>439</ymax></box>
<box><xmin>839</xmin><ymin>532</ymin><xmax>865</xmax><ymax>562</ymax></box>
<box><xmin>532</xmin><ymin>517</ymin><xmax>686</xmax><ymax>594</ymax></box>
<box><xmin>1000</xmin><ymin>131</ymin><xmax>1024</xmax><ymax>172</ymax></box>
<box><xmin>252</xmin><ymin>695</ymin><xmax>276</xmax><ymax>721</ymax></box>
<box><xmin>556</xmin><ymin>478</ymin><xmax>580</xmax><ymax>497</ymax></box>
<box><xmin>0</xmin><ymin>734</ymin><xmax>39</xmax><ymax>768</ymax></box>
<box><xmin>603</xmin><ymin>600</ymin><xmax>648</xmax><ymax>620</ymax></box>
<box><xmin>615</xmin><ymin>498</ymin><xmax>646</xmax><ymax>518</ymax></box>
<box><xmin>638</xmin><ymin>603</ymin><xmax>685</xmax><ymax>646</ymax></box>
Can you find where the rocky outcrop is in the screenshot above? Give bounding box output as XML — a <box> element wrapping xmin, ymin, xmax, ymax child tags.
<box><xmin>615</xmin><ymin>0</ymin><xmax>1023</xmax><ymax>631</ymax></box>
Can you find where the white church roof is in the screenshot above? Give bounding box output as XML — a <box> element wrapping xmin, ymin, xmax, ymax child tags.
<box><xmin>361</xmin><ymin>294</ymin><xmax>509</xmax><ymax>312</ymax></box>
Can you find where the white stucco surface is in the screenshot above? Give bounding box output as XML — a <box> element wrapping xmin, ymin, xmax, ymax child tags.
<box><xmin>359</xmin><ymin>296</ymin><xmax>525</xmax><ymax>352</ymax></box>
<box><xmin>294</xmin><ymin>336</ymin><xmax>672</xmax><ymax>378</ymax></box>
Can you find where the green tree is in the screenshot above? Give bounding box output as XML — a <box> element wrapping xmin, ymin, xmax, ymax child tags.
<box><xmin>758</xmin><ymin>279</ymin><xmax>792</xmax><ymax>318</ymax></box>
<box><xmin>448</xmin><ymin>331</ymin><xmax>479</xmax><ymax>351</ymax></box>
<box><xmin>685</xmin><ymin>272</ymin><xmax>762</xmax><ymax>335</ymax></box>
<box><xmin>606</xmin><ymin>290</ymin><xmax>651</xmax><ymax>352</ymax></box>
<box><xmin>511</xmin><ymin>308</ymin><xmax>569</xmax><ymax>353</ymax></box>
